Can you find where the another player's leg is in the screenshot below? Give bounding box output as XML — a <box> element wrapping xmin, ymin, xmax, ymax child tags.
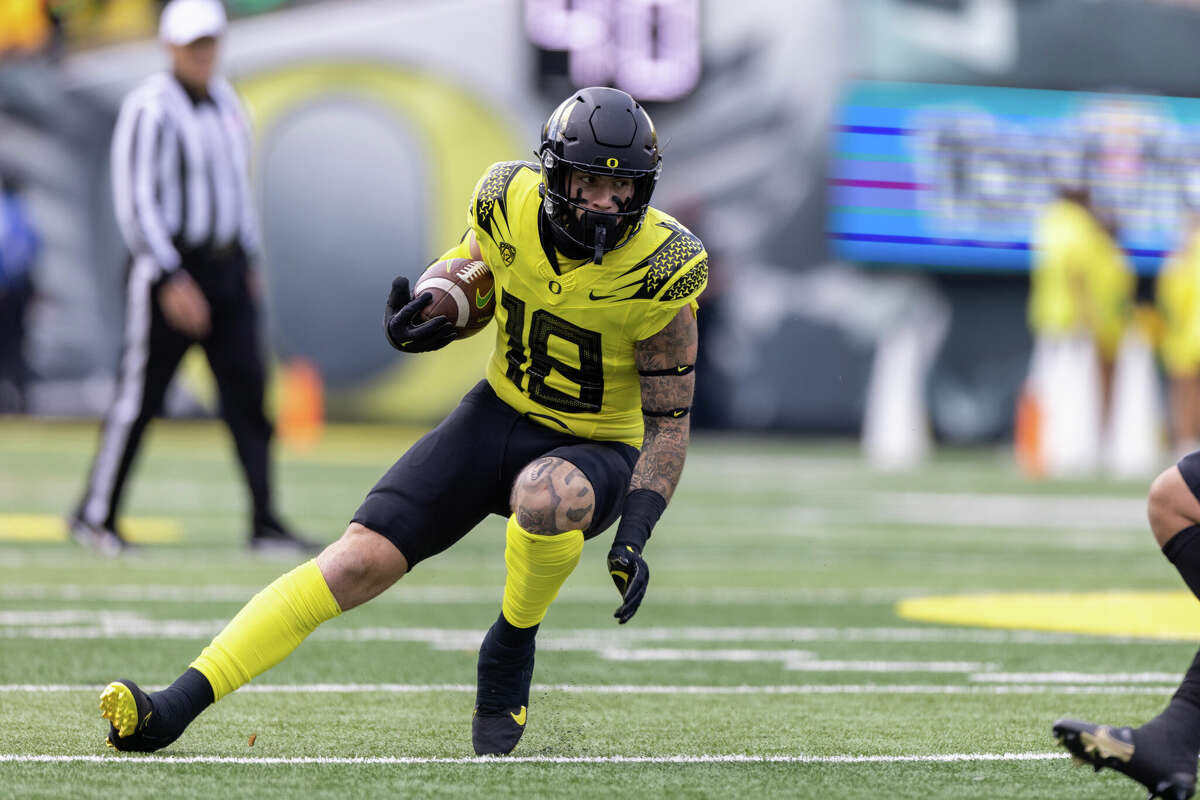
<box><xmin>101</xmin><ymin>524</ymin><xmax>407</xmax><ymax>751</ymax></box>
<box><xmin>473</xmin><ymin>457</ymin><xmax>594</xmax><ymax>756</ymax></box>
<box><xmin>73</xmin><ymin>269</ymin><xmax>192</xmax><ymax>555</ymax></box>
<box><xmin>1054</xmin><ymin>454</ymin><xmax>1200</xmax><ymax>799</ymax></box>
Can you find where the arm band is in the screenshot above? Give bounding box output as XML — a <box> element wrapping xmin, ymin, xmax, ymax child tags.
<box><xmin>643</xmin><ymin>407</ymin><xmax>690</xmax><ymax>418</ymax></box>
<box><xmin>613</xmin><ymin>489</ymin><xmax>668</xmax><ymax>554</ymax></box>
<box><xmin>637</xmin><ymin>364</ymin><xmax>694</xmax><ymax>376</ymax></box>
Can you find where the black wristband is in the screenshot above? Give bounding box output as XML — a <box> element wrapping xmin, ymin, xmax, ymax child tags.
<box><xmin>643</xmin><ymin>406</ymin><xmax>690</xmax><ymax>418</ymax></box>
<box><xmin>612</xmin><ymin>489</ymin><xmax>667</xmax><ymax>554</ymax></box>
<box><xmin>637</xmin><ymin>364</ymin><xmax>694</xmax><ymax>376</ymax></box>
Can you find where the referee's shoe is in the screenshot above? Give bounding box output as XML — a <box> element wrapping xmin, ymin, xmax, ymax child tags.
<box><xmin>250</xmin><ymin>512</ymin><xmax>321</xmax><ymax>554</ymax></box>
<box><xmin>68</xmin><ymin>516</ymin><xmax>127</xmax><ymax>557</ymax></box>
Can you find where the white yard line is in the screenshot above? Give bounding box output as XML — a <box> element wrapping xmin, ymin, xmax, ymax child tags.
<box><xmin>823</xmin><ymin>492</ymin><xmax>1147</xmax><ymax>531</ymax></box>
<box><xmin>678</xmin><ymin>478</ymin><xmax>1149</xmax><ymax>531</ymax></box>
<box><xmin>0</xmin><ymin>683</ymin><xmax>1175</xmax><ymax>695</ymax></box>
<box><xmin>0</xmin><ymin>752</ymin><xmax>1070</xmax><ymax>765</ymax></box>
<box><xmin>971</xmin><ymin>671</ymin><xmax>1182</xmax><ymax>684</ymax></box>
<box><xmin>593</xmin><ymin>649</ymin><xmax>996</xmax><ymax>673</ymax></box>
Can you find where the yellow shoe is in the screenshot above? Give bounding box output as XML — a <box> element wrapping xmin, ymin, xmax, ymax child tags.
<box><xmin>100</xmin><ymin>680</ymin><xmax>175</xmax><ymax>752</ymax></box>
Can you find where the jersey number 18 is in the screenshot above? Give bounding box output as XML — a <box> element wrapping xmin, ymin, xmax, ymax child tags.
<box><xmin>501</xmin><ymin>290</ymin><xmax>604</xmax><ymax>414</ymax></box>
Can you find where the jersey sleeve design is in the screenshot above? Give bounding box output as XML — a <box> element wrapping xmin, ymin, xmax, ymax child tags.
<box><xmin>474</xmin><ymin>161</ymin><xmax>538</xmax><ymax>241</ymax></box>
<box><xmin>616</xmin><ymin>220</ymin><xmax>706</xmax><ymax>301</ymax></box>
<box><xmin>660</xmin><ymin>257</ymin><xmax>708</xmax><ymax>303</ymax></box>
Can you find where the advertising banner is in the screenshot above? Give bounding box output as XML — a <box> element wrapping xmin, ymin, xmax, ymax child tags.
<box><xmin>831</xmin><ymin>81</ymin><xmax>1200</xmax><ymax>274</ymax></box>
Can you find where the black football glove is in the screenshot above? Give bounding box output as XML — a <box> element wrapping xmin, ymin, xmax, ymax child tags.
<box><xmin>607</xmin><ymin>544</ymin><xmax>649</xmax><ymax>624</ymax></box>
<box><xmin>383</xmin><ymin>276</ymin><xmax>457</xmax><ymax>353</ymax></box>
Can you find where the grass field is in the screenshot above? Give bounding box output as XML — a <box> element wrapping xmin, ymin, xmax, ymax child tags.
<box><xmin>1</xmin><ymin>418</ymin><xmax>1196</xmax><ymax>798</ymax></box>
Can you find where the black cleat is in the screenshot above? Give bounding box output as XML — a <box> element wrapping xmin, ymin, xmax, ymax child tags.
<box><xmin>99</xmin><ymin>680</ymin><xmax>180</xmax><ymax>752</ymax></box>
<box><xmin>1053</xmin><ymin>718</ymin><xmax>1197</xmax><ymax>800</ymax></box>
<box><xmin>250</xmin><ymin>514</ymin><xmax>321</xmax><ymax>554</ymax></box>
<box><xmin>472</xmin><ymin>623</ymin><xmax>535</xmax><ymax>756</ymax></box>
<box><xmin>472</xmin><ymin>706</ymin><xmax>528</xmax><ymax>757</ymax></box>
<box><xmin>68</xmin><ymin>516</ymin><xmax>127</xmax><ymax>557</ymax></box>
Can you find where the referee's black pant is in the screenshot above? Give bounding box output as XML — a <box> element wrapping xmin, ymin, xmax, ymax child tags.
<box><xmin>77</xmin><ymin>244</ymin><xmax>274</xmax><ymax>534</ymax></box>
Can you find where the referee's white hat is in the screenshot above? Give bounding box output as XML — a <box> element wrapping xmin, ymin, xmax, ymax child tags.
<box><xmin>159</xmin><ymin>0</ymin><xmax>227</xmax><ymax>45</ymax></box>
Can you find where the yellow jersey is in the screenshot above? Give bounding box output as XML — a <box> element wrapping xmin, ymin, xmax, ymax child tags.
<box><xmin>1028</xmin><ymin>198</ymin><xmax>1132</xmax><ymax>359</ymax></box>
<box><xmin>1158</xmin><ymin>231</ymin><xmax>1200</xmax><ymax>376</ymax></box>
<box><xmin>459</xmin><ymin>160</ymin><xmax>707</xmax><ymax>448</ymax></box>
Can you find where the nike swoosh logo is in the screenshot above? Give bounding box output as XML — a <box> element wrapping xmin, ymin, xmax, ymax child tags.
<box><xmin>510</xmin><ymin>706</ymin><xmax>527</xmax><ymax>726</ymax></box>
<box><xmin>676</xmin><ymin>365</ymin><xmax>689</xmax><ymax>373</ymax></box>
<box><xmin>476</xmin><ymin>287</ymin><xmax>494</xmax><ymax>308</ymax></box>
<box><xmin>672</xmin><ymin>409</ymin><xmax>685</xmax><ymax>417</ymax></box>
<box><xmin>589</xmin><ymin>290</ymin><xmax>616</xmax><ymax>301</ymax></box>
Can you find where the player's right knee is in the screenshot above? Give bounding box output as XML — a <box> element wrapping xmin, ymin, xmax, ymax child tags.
<box><xmin>1148</xmin><ymin>466</ymin><xmax>1197</xmax><ymax>548</ymax></box>
<box><xmin>509</xmin><ymin>458</ymin><xmax>596</xmax><ymax>536</ymax></box>
<box><xmin>316</xmin><ymin>523</ymin><xmax>409</xmax><ymax>610</ymax></box>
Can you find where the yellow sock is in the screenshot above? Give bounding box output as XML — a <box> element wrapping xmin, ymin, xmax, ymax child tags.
<box><xmin>191</xmin><ymin>559</ymin><xmax>341</xmax><ymax>701</ymax></box>
<box><xmin>501</xmin><ymin>516</ymin><xmax>584</xmax><ymax>628</ymax></box>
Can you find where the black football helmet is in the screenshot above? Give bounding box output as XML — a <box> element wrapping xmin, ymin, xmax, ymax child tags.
<box><xmin>538</xmin><ymin>87</ymin><xmax>661</xmax><ymax>263</ymax></box>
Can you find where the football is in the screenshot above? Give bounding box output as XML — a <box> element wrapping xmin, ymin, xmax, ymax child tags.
<box><xmin>412</xmin><ymin>257</ymin><xmax>495</xmax><ymax>338</ymax></box>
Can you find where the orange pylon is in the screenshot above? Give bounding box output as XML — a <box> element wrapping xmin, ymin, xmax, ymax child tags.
<box><xmin>278</xmin><ymin>358</ymin><xmax>324</xmax><ymax>451</ymax></box>
<box><xmin>1014</xmin><ymin>383</ymin><xmax>1044</xmax><ymax>478</ymax></box>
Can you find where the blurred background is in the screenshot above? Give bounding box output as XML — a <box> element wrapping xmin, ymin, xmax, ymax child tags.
<box><xmin>7</xmin><ymin>0</ymin><xmax>1200</xmax><ymax>476</ymax></box>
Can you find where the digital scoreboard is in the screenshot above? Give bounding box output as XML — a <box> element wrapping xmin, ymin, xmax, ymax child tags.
<box><xmin>524</xmin><ymin>0</ymin><xmax>701</xmax><ymax>103</ymax></box>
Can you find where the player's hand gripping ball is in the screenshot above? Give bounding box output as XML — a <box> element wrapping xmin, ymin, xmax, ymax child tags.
<box><xmin>383</xmin><ymin>276</ymin><xmax>457</xmax><ymax>354</ymax></box>
<box><xmin>413</xmin><ymin>258</ymin><xmax>496</xmax><ymax>338</ymax></box>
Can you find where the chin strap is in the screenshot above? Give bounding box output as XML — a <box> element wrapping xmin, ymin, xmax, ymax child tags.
<box><xmin>592</xmin><ymin>224</ymin><xmax>607</xmax><ymax>264</ymax></box>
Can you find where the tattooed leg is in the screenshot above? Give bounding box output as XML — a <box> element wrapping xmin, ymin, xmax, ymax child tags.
<box><xmin>510</xmin><ymin>456</ymin><xmax>595</xmax><ymax>535</ymax></box>
<box><xmin>494</xmin><ymin>457</ymin><xmax>590</xmax><ymax>632</ymax></box>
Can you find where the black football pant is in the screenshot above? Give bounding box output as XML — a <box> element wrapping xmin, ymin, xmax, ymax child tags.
<box><xmin>77</xmin><ymin>247</ymin><xmax>274</xmax><ymax>533</ymax></box>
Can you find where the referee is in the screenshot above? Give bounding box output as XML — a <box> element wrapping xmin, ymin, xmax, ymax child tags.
<box><xmin>70</xmin><ymin>0</ymin><xmax>315</xmax><ymax>555</ymax></box>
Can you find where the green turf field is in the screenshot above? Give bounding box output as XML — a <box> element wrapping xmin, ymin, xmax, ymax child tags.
<box><xmin>0</xmin><ymin>418</ymin><xmax>1194</xmax><ymax>798</ymax></box>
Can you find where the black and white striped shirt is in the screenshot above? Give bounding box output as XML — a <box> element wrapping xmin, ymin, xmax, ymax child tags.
<box><xmin>110</xmin><ymin>71</ymin><xmax>259</xmax><ymax>276</ymax></box>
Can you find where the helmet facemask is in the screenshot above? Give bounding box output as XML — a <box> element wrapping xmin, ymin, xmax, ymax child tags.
<box><xmin>539</xmin><ymin>152</ymin><xmax>659</xmax><ymax>263</ymax></box>
<box><xmin>537</xmin><ymin>87</ymin><xmax>662</xmax><ymax>264</ymax></box>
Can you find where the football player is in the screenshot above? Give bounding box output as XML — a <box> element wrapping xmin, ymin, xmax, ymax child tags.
<box><xmin>1157</xmin><ymin>209</ymin><xmax>1200</xmax><ymax>456</ymax></box>
<box><xmin>97</xmin><ymin>86</ymin><xmax>706</xmax><ymax>757</ymax></box>
<box><xmin>1053</xmin><ymin>454</ymin><xmax>1200</xmax><ymax>799</ymax></box>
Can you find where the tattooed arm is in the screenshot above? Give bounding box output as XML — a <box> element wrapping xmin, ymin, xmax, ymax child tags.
<box><xmin>607</xmin><ymin>305</ymin><xmax>698</xmax><ymax>624</ymax></box>
<box><xmin>630</xmin><ymin>304</ymin><xmax>698</xmax><ymax>500</ymax></box>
